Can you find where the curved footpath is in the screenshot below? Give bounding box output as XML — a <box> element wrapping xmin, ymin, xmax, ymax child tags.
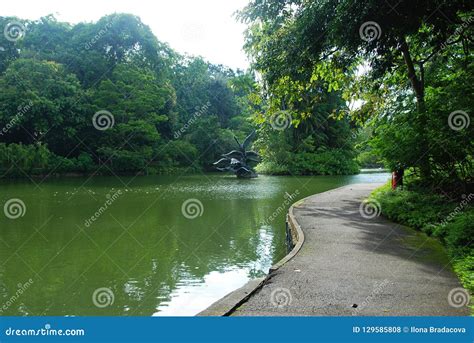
<box><xmin>200</xmin><ymin>183</ymin><xmax>470</xmax><ymax>316</ymax></box>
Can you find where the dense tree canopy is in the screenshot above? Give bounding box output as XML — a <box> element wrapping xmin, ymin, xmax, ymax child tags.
<box><xmin>0</xmin><ymin>14</ymin><xmax>261</xmax><ymax>176</ymax></box>
<box><xmin>239</xmin><ymin>0</ymin><xmax>473</xmax><ymax>188</ymax></box>
<box><xmin>0</xmin><ymin>12</ymin><xmax>359</xmax><ymax>177</ymax></box>
<box><xmin>0</xmin><ymin>59</ymin><xmax>88</xmax><ymax>154</ymax></box>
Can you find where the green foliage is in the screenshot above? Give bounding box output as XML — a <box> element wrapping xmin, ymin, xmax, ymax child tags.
<box><xmin>371</xmin><ymin>184</ymin><xmax>474</xmax><ymax>295</ymax></box>
<box><xmin>435</xmin><ymin>212</ymin><xmax>474</xmax><ymax>257</ymax></box>
<box><xmin>0</xmin><ymin>143</ymin><xmax>51</xmax><ymax>174</ymax></box>
<box><xmin>255</xmin><ymin>149</ymin><xmax>359</xmax><ymax>176</ymax></box>
<box><xmin>291</xmin><ymin>150</ymin><xmax>359</xmax><ymax>175</ymax></box>
<box><xmin>75</xmin><ymin>152</ymin><xmax>95</xmax><ymax>172</ymax></box>
<box><xmin>354</xmin><ymin>127</ymin><xmax>384</xmax><ymax>168</ymax></box>
<box><xmin>369</xmin><ymin>53</ymin><xmax>474</xmax><ymax>187</ymax></box>
<box><xmin>240</xmin><ymin>1</ymin><xmax>473</xmax><ymax>185</ymax></box>
<box><xmin>0</xmin><ymin>58</ymin><xmax>89</xmax><ymax>155</ymax></box>
<box><xmin>371</xmin><ymin>184</ymin><xmax>451</xmax><ymax>229</ymax></box>
<box><xmin>0</xmin><ymin>12</ymin><xmax>359</xmax><ymax>178</ymax></box>
<box><xmin>239</xmin><ymin>0</ymin><xmax>472</xmax><ymax>93</ymax></box>
<box><xmin>0</xmin><ymin>143</ymin><xmax>96</xmax><ymax>176</ymax></box>
<box><xmin>156</xmin><ymin>140</ymin><xmax>199</xmax><ymax>170</ymax></box>
<box><xmin>453</xmin><ymin>256</ymin><xmax>474</xmax><ymax>297</ymax></box>
<box><xmin>0</xmin><ymin>14</ymin><xmax>260</xmax><ymax>177</ymax></box>
<box><xmin>357</xmin><ymin>151</ymin><xmax>382</xmax><ymax>169</ymax></box>
<box><xmin>253</xmin><ymin>114</ymin><xmax>359</xmax><ymax>175</ymax></box>
<box><xmin>255</xmin><ymin>161</ymin><xmax>290</xmax><ymax>175</ymax></box>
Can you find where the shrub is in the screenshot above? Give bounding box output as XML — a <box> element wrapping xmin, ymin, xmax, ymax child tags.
<box><xmin>255</xmin><ymin>161</ymin><xmax>290</xmax><ymax>175</ymax></box>
<box><xmin>290</xmin><ymin>150</ymin><xmax>359</xmax><ymax>175</ymax></box>
<box><xmin>371</xmin><ymin>184</ymin><xmax>474</xmax><ymax>296</ymax></box>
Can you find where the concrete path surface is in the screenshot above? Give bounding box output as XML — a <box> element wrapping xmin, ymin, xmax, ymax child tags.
<box><xmin>232</xmin><ymin>183</ymin><xmax>470</xmax><ymax>316</ymax></box>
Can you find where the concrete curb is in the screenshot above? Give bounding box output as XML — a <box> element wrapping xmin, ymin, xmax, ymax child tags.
<box><xmin>197</xmin><ymin>198</ymin><xmax>307</xmax><ymax>316</ymax></box>
<box><xmin>269</xmin><ymin>203</ymin><xmax>305</xmax><ymax>273</ymax></box>
<box><xmin>196</xmin><ymin>277</ymin><xmax>266</xmax><ymax>316</ymax></box>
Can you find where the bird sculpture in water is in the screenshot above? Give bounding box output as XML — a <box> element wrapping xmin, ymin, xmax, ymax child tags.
<box><xmin>213</xmin><ymin>130</ymin><xmax>260</xmax><ymax>178</ymax></box>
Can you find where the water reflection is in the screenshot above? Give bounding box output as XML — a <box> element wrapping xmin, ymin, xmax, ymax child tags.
<box><xmin>154</xmin><ymin>269</ymin><xmax>249</xmax><ymax>316</ymax></box>
<box><xmin>0</xmin><ymin>173</ymin><xmax>389</xmax><ymax>316</ymax></box>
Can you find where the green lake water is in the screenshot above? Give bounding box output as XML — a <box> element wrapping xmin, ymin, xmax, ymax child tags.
<box><xmin>0</xmin><ymin>172</ymin><xmax>389</xmax><ymax>316</ymax></box>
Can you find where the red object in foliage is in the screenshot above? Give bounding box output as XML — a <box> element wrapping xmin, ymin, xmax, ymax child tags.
<box><xmin>391</xmin><ymin>169</ymin><xmax>404</xmax><ymax>190</ymax></box>
<box><xmin>391</xmin><ymin>172</ymin><xmax>397</xmax><ymax>190</ymax></box>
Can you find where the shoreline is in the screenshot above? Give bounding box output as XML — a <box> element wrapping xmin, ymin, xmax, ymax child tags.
<box><xmin>197</xmin><ymin>184</ymin><xmax>354</xmax><ymax>317</ymax></box>
<box><xmin>197</xmin><ymin>194</ymin><xmax>308</xmax><ymax>316</ymax></box>
<box><xmin>200</xmin><ymin>183</ymin><xmax>470</xmax><ymax>316</ymax></box>
<box><xmin>0</xmin><ymin>168</ymin><xmax>389</xmax><ymax>180</ymax></box>
<box><xmin>196</xmin><ymin>185</ymin><xmax>370</xmax><ymax>316</ymax></box>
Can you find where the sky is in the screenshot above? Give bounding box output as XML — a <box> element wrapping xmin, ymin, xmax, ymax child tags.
<box><xmin>2</xmin><ymin>0</ymin><xmax>251</xmax><ymax>70</ymax></box>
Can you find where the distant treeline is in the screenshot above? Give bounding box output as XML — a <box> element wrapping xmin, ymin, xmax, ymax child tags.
<box><xmin>0</xmin><ymin>14</ymin><xmax>259</xmax><ymax>177</ymax></box>
<box><xmin>0</xmin><ymin>13</ymin><xmax>360</xmax><ymax>178</ymax></box>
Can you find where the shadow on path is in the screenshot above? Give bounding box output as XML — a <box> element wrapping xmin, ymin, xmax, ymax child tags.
<box><xmin>232</xmin><ymin>183</ymin><xmax>470</xmax><ymax>316</ymax></box>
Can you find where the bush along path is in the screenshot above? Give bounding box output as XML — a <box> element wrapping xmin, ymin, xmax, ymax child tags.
<box><xmin>232</xmin><ymin>184</ymin><xmax>470</xmax><ymax>316</ymax></box>
<box><xmin>370</xmin><ymin>184</ymin><xmax>473</xmax><ymax>313</ymax></box>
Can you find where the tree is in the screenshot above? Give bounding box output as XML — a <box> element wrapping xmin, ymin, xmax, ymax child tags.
<box><xmin>0</xmin><ymin>59</ymin><xmax>88</xmax><ymax>156</ymax></box>
<box><xmin>239</xmin><ymin>0</ymin><xmax>472</xmax><ymax>107</ymax></box>
<box><xmin>0</xmin><ymin>14</ymin><xmax>259</xmax><ymax>176</ymax></box>
<box><xmin>239</xmin><ymin>0</ymin><xmax>473</xmax><ymax>181</ymax></box>
<box><xmin>89</xmin><ymin>63</ymin><xmax>175</xmax><ymax>171</ymax></box>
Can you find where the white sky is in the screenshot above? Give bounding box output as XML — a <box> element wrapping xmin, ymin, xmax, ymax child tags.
<box><xmin>2</xmin><ymin>0</ymin><xmax>250</xmax><ymax>70</ymax></box>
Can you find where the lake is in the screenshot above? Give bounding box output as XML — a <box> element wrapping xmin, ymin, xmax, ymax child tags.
<box><xmin>0</xmin><ymin>172</ymin><xmax>389</xmax><ymax>316</ymax></box>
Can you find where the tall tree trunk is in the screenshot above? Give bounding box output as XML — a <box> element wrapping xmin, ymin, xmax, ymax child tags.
<box><xmin>400</xmin><ymin>37</ymin><xmax>424</xmax><ymax>111</ymax></box>
<box><xmin>399</xmin><ymin>36</ymin><xmax>431</xmax><ymax>180</ymax></box>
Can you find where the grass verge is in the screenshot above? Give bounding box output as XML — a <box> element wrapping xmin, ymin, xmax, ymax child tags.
<box><xmin>370</xmin><ymin>183</ymin><xmax>473</xmax><ymax>313</ymax></box>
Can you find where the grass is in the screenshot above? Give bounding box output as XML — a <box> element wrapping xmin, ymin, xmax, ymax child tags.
<box><xmin>370</xmin><ymin>183</ymin><xmax>473</xmax><ymax>313</ymax></box>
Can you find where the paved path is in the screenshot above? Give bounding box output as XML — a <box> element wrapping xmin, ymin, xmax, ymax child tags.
<box><xmin>232</xmin><ymin>183</ymin><xmax>470</xmax><ymax>316</ymax></box>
